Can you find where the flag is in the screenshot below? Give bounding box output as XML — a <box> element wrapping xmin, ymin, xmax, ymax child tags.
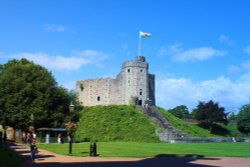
<box><xmin>139</xmin><ymin>31</ymin><xmax>151</xmax><ymax>38</ymax></box>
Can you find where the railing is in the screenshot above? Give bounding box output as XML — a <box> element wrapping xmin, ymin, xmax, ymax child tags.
<box><xmin>37</xmin><ymin>137</ymin><xmax>69</xmax><ymax>143</ymax></box>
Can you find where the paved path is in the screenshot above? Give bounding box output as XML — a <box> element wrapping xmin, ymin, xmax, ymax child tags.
<box><xmin>9</xmin><ymin>143</ymin><xmax>250</xmax><ymax>167</ymax></box>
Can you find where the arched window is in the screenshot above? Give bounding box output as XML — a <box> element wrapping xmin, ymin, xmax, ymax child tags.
<box><xmin>127</xmin><ymin>69</ymin><xmax>130</xmax><ymax>72</ymax></box>
<box><xmin>97</xmin><ymin>96</ymin><xmax>100</xmax><ymax>101</ymax></box>
<box><xmin>139</xmin><ymin>89</ymin><xmax>142</xmax><ymax>95</ymax></box>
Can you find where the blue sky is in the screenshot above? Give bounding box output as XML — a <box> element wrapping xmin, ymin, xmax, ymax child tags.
<box><xmin>1</xmin><ymin>0</ymin><xmax>250</xmax><ymax>112</ymax></box>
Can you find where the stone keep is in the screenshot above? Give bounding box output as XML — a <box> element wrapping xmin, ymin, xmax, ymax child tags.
<box><xmin>76</xmin><ymin>56</ymin><xmax>155</xmax><ymax>106</ymax></box>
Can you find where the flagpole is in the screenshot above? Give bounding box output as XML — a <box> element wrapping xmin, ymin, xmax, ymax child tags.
<box><xmin>138</xmin><ymin>31</ymin><xmax>141</xmax><ymax>56</ymax></box>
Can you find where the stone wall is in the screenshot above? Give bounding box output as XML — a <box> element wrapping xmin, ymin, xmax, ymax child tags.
<box><xmin>76</xmin><ymin>56</ymin><xmax>155</xmax><ymax>106</ymax></box>
<box><xmin>76</xmin><ymin>78</ymin><xmax>121</xmax><ymax>106</ymax></box>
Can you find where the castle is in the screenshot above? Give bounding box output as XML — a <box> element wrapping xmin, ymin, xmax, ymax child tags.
<box><xmin>76</xmin><ymin>56</ymin><xmax>155</xmax><ymax>106</ymax></box>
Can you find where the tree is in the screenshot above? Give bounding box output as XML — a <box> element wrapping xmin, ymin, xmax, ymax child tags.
<box><xmin>0</xmin><ymin>59</ymin><xmax>71</xmax><ymax>130</ymax></box>
<box><xmin>168</xmin><ymin>105</ymin><xmax>190</xmax><ymax>119</ymax></box>
<box><xmin>228</xmin><ymin>112</ymin><xmax>237</xmax><ymax>121</ymax></box>
<box><xmin>68</xmin><ymin>90</ymin><xmax>82</xmax><ymax>122</ymax></box>
<box><xmin>190</xmin><ymin>108</ymin><xmax>198</xmax><ymax>119</ymax></box>
<box><xmin>0</xmin><ymin>63</ymin><xmax>3</xmax><ymax>73</ymax></box>
<box><xmin>237</xmin><ymin>104</ymin><xmax>250</xmax><ymax>134</ymax></box>
<box><xmin>195</xmin><ymin>100</ymin><xmax>228</xmax><ymax>132</ymax></box>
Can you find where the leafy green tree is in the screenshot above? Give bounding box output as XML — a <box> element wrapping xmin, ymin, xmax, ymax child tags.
<box><xmin>195</xmin><ymin>100</ymin><xmax>228</xmax><ymax>132</ymax></box>
<box><xmin>168</xmin><ymin>105</ymin><xmax>190</xmax><ymax>119</ymax></box>
<box><xmin>0</xmin><ymin>59</ymin><xmax>71</xmax><ymax>130</ymax></box>
<box><xmin>237</xmin><ymin>104</ymin><xmax>250</xmax><ymax>134</ymax></box>
<box><xmin>0</xmin><ymin>63</ymin><xmax>3</xmax><ymax>73</ymax></box>
<box><xmin>190</xmin><ymin>108</ymin><xmax>198</xmax><ymax>119</ymax></box>
<box><xmin>228</xmin><ymin>112</ymin><xmax>237</xmax><ymax>121</ymax></box>
<box><xmin>68</xmin><ymin>90</ymin><xmax>83</xmax><ymax>122</ymax></box>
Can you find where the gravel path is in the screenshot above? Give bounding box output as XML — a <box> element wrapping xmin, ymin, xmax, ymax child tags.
<box><xmin>9</xmin><ymin>143</ymin><xmax>250</xmax><ymax>167</ymax></box>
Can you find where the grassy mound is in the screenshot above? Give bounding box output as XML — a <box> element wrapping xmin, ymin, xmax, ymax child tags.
<box><xmin>74</xmin><ymin>105</ymin><xmax>159</xmax><ymax>142</ymax></box>
<box><xmin>157</xmin><ymin>107</ymin><xmax>246</xmax><ymax>137</ymax></box>
<box><xmin>216</xmin><ymin>123</ymin><xmax>247</xmax><ymax>137</ymax></box>
<box><xmin>157</xmin><ymin>107</ymin><xmax>218</xmax><ymax>137</ymax></box>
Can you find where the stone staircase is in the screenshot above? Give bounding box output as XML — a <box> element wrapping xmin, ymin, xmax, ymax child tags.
<box><xmin>137</xmin><ymin>105</ymin><xmax>188</xmax><ymax>142</ymax></box>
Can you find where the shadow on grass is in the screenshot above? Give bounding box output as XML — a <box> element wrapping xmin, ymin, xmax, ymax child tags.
<box><xmin>0</xmin><ymin>145</ymin><xmax>24</xmax><ymax>167</ymax></box>
<box><xmin>80</xmin><ymin>151</ymin><xmax>88</xmax><ymax>154</ymax></box>
<box><xmin>9</xmin><ymin>142</ymin><xmax>221</xmax><ymax>167</ymax></box>
<box><xmin>9</xmin><ymin>142</ymin><xmax>56</xmax><ymax>160</ymax></box>
<box><xmin>20</xmin><ymin>154</ymin><xmax>220</xmax><ymax>167</ymax></box>
<box><xmin>198</xmin><ymin>123</ymin><xmax>230</xmax><ymax>136</ymax></box>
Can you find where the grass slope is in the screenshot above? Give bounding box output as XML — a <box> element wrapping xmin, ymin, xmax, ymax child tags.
<box><xmin>157</xmin><ymin>107</ymin><xmax>246</xmax><ymax>137</ymax></box>
<box><xmin>218</xmin><ymin>123</ymin><xmax>247</xmax><ymax>137</ymax></box>
<box><xmin>74</xmin><ymin>105</ymin><xmax>159</xmax><ymax>142</ymax></box>
<box><xmin>37</xmin><ymin>142</ymin><xmax>250</xmax><ymax>157</ymax></box>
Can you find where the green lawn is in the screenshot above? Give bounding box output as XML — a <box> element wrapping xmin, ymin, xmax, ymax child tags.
<box><xmin>0</xmin><ymin>147</ymin><xmax>23</xmax><ymax>167</ymax></box>
<box><xmin>37</xmin><ymin>142</ymin><xmax>250</xmax><ymax>157</ymax></box>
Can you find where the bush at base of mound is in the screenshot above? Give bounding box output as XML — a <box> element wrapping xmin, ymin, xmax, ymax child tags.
<box><xmin>74</xmin><ymin>105</ymin><xmax>160</xmax><ymax>142</ymax></box>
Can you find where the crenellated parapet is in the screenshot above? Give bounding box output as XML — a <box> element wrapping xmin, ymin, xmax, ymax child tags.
<box><xmin>122</xmin><ymin>56</ymin><xmax>148</xmax><ymax>69</ymax></box>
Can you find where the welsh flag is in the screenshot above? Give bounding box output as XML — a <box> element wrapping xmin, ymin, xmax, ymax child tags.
<box><xmin>139</xmin><ymin>31</ymin><xmax>151</xmax><ymax>38</ymax></box>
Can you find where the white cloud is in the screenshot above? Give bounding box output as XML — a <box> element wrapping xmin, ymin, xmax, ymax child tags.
<box><xmin>219</xmin><ymin>34</ymin><xmax>234</xmax><ymax>46</ymax></box>
<box><xmin>73</xmin><ymin>50</ymin><xmax>109</xmax><ymax>67</ymax></box>
<box><xmin>156</xmin><ymin>75</ymin><xmax>250</xmax><ymax>111</ymax></box>
<box><xmin>158</xmin><ymin>43</ymin><xmax>182</xmax><ymax>57</ymax></box>
<box><xmin>243</xmin><ymin>46</ymin><xmax>250</xmax><ymax>55</ymax></box>
<box><xmin>241</xmin><ymin>60</ymin><xmax>250</xmax><ymax>70</ymax></box>
<box><xmin>6</xmin><ymin>49</ymin><xmax>109</xmax><ymax>71</ymax></box>
<box><xmin>227</xmin><ymin>60</ymin><xmax>250</xmax><ymax>75</ymax></box>
<box><xmin>172</xmin><ymin>47</ymin><xmax>227</xmax><ymax>62</ymax></box>
<box><xmin>158</xmin><ymin>44</ymin><xmax>227</xmax><ymax>62</ymax></box>
<box><xmin>44</xmin><ymin>25</ymin><xmax>66</xmax><ymax>32</ymax></box>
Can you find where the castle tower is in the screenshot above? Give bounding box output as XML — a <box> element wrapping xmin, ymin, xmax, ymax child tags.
<box><xmin>121</xmin><ymin>56</ymin><xmax>154</xmax><ymax>105</ymax></box>
<box><xmin>76</xmin><ymin>56</ymin><xmax>155</xmax><ymax>106</ymax></box>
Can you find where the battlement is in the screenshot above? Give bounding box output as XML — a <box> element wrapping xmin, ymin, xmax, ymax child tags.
<box><xmin>122</xmin><ymin>56</ymin><xmax>148</xmax><ymax>69</ymax></box>
<box><xmin>136</xmin><ymin>56</ymin><xmax>146</xmax><ymax>62</ymax></box>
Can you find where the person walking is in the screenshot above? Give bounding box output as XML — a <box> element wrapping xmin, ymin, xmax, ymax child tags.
<box><xmin>57</xmin><ymin>133</ymin><xmax>62</xmax><ymax>144</ymax></box>
<box><xmin>30</xmin><ymin>139</ymin><xmax>37</xmax><ymax>161</ymax></box>
<box><xmin>27</xmin><ymin>133</ymin><xmax>31</xmax><ymax>144</ymax></box>
<box><xmin>21</xmin><ymin>132</ymin><xmax>26</xmax><ymax>144</ymax></box>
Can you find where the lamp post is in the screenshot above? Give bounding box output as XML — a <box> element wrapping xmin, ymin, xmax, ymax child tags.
<box><xmin>69</xmin><ymin>102</ymin><xmax>74</xmax><ymax>112</ymax></box>
<box><xmin>69</xmin><ymin>135</ymin><xmax>72</xmax><ymax>155</ymax></box>
<box><xmin>67</xmin><ymin>102</ymin><xmax>76</xmax><ymax>155</ymax></box>
<box><xmin>66</xmin><ymin>121</ymin><xmax>76</xmax><ymax>155</ymax></box>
